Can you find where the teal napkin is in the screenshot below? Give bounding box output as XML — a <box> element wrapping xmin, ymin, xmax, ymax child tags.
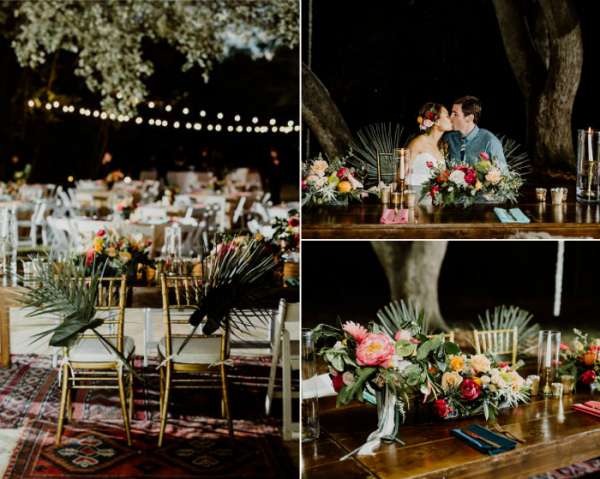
<box><xmin>452</xmin><ymin>424</ymin><xmax>517</xmax><ymax>456</ymax></box>
<box><xmin>494</xmin><ymin>207</ymin><xmax>530</xmax><ymax>224</ymax></box>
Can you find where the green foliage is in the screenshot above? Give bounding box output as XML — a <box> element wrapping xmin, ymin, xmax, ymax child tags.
<box><xmin>2</xmin><ymin>0</ymin><xmax>299</xmax><ymax>115</ymax></box>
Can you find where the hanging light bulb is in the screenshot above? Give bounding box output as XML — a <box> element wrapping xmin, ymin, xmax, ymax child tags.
<box><xmin>234</xmin><ymin>114</ymin><xmax>241</xmax><ymax>122</ymax></box>
<box><xmin>236</xmin><ymin>126</ymin><xmax>243</xmax><ymax>132</ymax></box>
<box><xmin>200</xmin><ymin>110</ymin><xmax>206</xmax><ymax>117</ymax></box>
<box><xmin>217</xmin><ymin>112</ymin><xmax>223</xmax><ymax>119</ymax></box>
<box><xmin>100</xmin><ymin>112</ymin><xmax>108</xmax><ymax>120</ymax></box>
<box><xmin>174</xmin><ymin>121</ymin><xmax>180</xmax><ymax>129</ymax></box>
<box><xmin>185</xmin><ymin>122</ymin><xmax>192</xmax><ymax>129</ymax></box>
<box><xmin>165</xmin><ymin>105</ymin><xmax>172</xmax><ymax>112</ymax></box>
<box><xmin>135</xmin><ymin>117</ymin><xmax>143</xmax><ymax>124</ymax></box>
<box><xmin>207</xmin><ymin>124</ymin><xmax>214</xmax><ymax>131</ymax></box>
<box><xmin>27</xmin><ymin>100</ymin><xmax>35</xmax><ymax>108</ymax></box>
<box><xmin>215</xmin><ymin>124</ymin><xmax>222</xmax><ymax>132</ymax></box>
<box><xmin>194</xmin><ymin>123</ymin><xmax>201</xmax><ymax>130</ymax></box>
<box><xmin>252</xmin><ymin>117</ymin><xmax>258</xmax><ymax>124</ymax></box>
<box><xmin>246</xmin><ymin>126</ymin><xmax>252</xmax><ymax>133</ymax></box>
<box><xmin>269</xmin><ymin>119</ymin><xmax>276</xmax><ymax>125</ymax></box>
<box><xmin>182</xmin><ymin>107</ymin><xmax>189</xmax><ymax>115</ymax></box>
<box><xmin>148</xmin><ymin>101</ymin><xmax>155</xmax><ymax>108</ymax></box>
<box><xmin>227</xmin><ymin>126</ymin><xmax>234</xmax><ymax>132</ymax></box>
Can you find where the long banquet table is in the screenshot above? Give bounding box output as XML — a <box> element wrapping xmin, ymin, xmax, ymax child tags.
<box><xmin>303</xmin><ymin>393</ymin><xmax>600</xmax><ymax>478</ymax></box>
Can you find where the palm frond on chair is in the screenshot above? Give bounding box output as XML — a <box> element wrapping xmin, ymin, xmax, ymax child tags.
<box><xmin>347</xmin><ymin>123</ymin><xmax>405</xmax><ymax>187</ymax></box>
<box><xmin>497</xmin><ymin>134</ymin><xmax>531</xmax><ymax>177</ymax></box>
<box><xmin>18</xmin><ymin>256</ymin><xmax>133</xmax><ymax>369</ymax></box>
<box><xmin>375</xmin><ymin>299</ymin><xmax>430</xmax><ymax>338</ymax></box>
<box><xmin>472</xmin><ymin>305</ymin><xmax>539</xmax><ymax>355</ymax></box>
<box><xmin>184</xmin><ymin>236</ymin><xmax>277</xmax><ymax>342</ymax></box>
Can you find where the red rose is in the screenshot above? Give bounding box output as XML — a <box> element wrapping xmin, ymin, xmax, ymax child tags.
<box><xmin>425</xmin><ymin>111</ymin><xmax>435</xmax><ymax>121</ymax></box>
<box><xmin>288</xmin><ymin>217</ymin><xmax>299</xmax><ymax>227</ymax></box>
<box><xmin>426</xmin><ymin>161</ymin><xmax>434</xmax><ymax>169</ymax></box>
<box><xmin>464</xmin><ymin>169</ymin><xmax>477</xmax><ymax>185</ymax></box>
<box><xmin>460</xmin><ymin>379</ymin><xmax>481</xmax><ymax>401</ymax></box>
<box><xmin>96</xmin><ymin>229</ymin><xmax>106</xmax><ymax>237</ymax></box>
<box><xmin>430</xmin><ymin>185</ymin><xmax>440</xmax><ymax>197</ymax></box>
<box><xmin>581</xmin><ymin>370</ymin><xmax>597</xmax><ymax>385</ymax></box>
<box><xmin>330</xmin><ymin>373</ymin><xmax>344</xmax><ymax>392</ymax></box>
<box><xmin>337</xmin><ymin>167</ymin><xmax>349</xmax><ymax>179</ymax></box>
<box><xmin>301</xmin><ymin>180</ymin><xmax>308</xmax><ymax>191</ymax></box>
<box><xmin>434</xmin><ymin>399</ymin><xmax>451</xmax><ymax>418</ymax></box>
<box><xmin>85</xmin><ymin>248</ymin><xmax>95</xmax><ymax>267</ymax></box>
<box><xmin>498</xmin><ymin>361</ymin><xmax>509</xmax><ymax>369</ymax></box>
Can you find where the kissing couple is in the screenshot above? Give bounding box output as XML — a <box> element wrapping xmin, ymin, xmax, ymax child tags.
<box><xmin>405</xmin><ymin>96</ymin><xmax>507</xmax><ymax>189</ymax></box>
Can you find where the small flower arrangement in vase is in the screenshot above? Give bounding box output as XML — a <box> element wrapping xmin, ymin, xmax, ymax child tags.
<box><xmin>84</xmin><ymin>229</ymin><xmax>153</xmax><ymax>284</ymax></box>
<box><xmin>559</xmin><ymin>328</ymin><xmax>600</xmax><ymax>392</ymax></box>
<box><xmin>302</xmin><ymin>154</ymin><xmax>366</xmax><ymax>207</ymax></box>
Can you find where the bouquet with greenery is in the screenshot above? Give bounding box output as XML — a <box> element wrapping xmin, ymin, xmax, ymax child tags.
<box><xmin>270</xmin><ymin>209</ymin><xmax>299</xmax><ymax>253</ymax></box>
<box><xmin>559</xmin><ymin>328</ymin><xmax>600</xmax><ymax>388</ymax></box>
<box><xmin>421</xmin><ymin>152</ymin><xmax>524</xmax><ymax>208</ymax></box>
<box><xmin>85</xmin><ymin>229</ymin><xmax>153</xmax><ymax>280</ymax></box>
<box><xmin>302</xmin><ymin>154</ymin><xmax>366</xmax><ymax>207</ymax></box>
<box><xmin>429</xmin><ymin>353</ymin><xmax>529</xmax><ymax>421</ymax></box>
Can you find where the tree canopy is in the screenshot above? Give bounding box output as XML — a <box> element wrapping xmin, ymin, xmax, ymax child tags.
<box><xmin>1</xmin><ymin>0</ymin><xmax>299</xmax><ymax>115</ymax></box>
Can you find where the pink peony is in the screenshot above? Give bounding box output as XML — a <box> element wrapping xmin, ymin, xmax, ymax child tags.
<box><xmin>479</xmin><ymin>151</ymin><xmax>490</xmax><ymax>161</ymax></box>
<box><xmin>581</xmin><ymin>370</ymin><xmax>597</xmax><ymax>385</ymax></box>
<box><xmin>356</xmin><ymin>333</ymin><xmax>395</xmax><ymax>367</ymax></box>
<box><xmin>342</xmin><ymin>321</ymin><xmax>368</xmax><ymax>343</ymax></box>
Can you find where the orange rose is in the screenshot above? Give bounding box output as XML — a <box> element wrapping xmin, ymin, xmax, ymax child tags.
<box><xmin>449</xmin><ymin>355</ymin><xmax>465</xmax><ymax>372</ymax></box>
<box><xmin>583</xmin><ymin>351</ymin><xmax>596</xmax><ymax>366</ymax></box>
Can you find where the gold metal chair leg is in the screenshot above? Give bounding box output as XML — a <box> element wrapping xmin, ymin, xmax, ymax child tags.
<box><xmin>220</xmin><ymin>363</ymin><xmax>234</xmax><ymax>439</ymax></box>
<box><xmin>128</xmin><ymin>368</ymin><xmax>134</xmax><ymax>422</ymax></box>
<box><xmin>55</xmin><ymin>364</ymin><xmax>69</xmax><ymax>446</ymax></box>
<box><xmin>117</xmin><ymin>369</ymin><xmax>132</xmax><ymax>446</ymax></box>
<box><xmin>66</xmin><ymin>386</ymin><xmax>73</xmax><ymax>421</ymax></box>
<box><xmin>159</xmin><ymin>366</ymin><xmax>164</xmax><ymax>414</ymax></box>
<box><xmin>158</xmin><ymin>366</ymin><xmax>171</xmax><ymax>447</ymax></box>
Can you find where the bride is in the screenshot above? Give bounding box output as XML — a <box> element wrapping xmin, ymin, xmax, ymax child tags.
<box><xmin>405</xmin><ymin>102</ymin><xmax>452</xmax><ymax>189</ymax></box>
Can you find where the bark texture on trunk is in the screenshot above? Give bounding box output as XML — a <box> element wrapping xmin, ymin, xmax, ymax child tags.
<box><xmin>371</xmin><ymin>241</ymin><xmax>449</xmax><ymax>332</ymax></box>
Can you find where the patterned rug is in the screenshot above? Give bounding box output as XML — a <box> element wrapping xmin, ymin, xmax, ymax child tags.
<box><xmin>0</xmin><ymin>355</ymin><xmax>297</xmax><ymax>478</ymax></box>
<box><xmin>530</xmin><ymin>457</ymin><xmax>600</xmax><ymax>479</ymax></box>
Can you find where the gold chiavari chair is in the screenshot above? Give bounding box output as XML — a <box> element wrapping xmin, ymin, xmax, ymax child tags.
<box><xmin>426</xmin><ymin>331</ymin><xmax>455</xmax><ymax>343</ymax></box>
<box><xmin>473</xmin><ymin>327</ymin><xmax>518</xmax><ymax>365</ymax></box>
<box><xmin>158</xmin><ymin>274</ymin><xmax>233</xmax><ymax>447</ymax></box>
<box><xmin>56</xmin><ymin>275</ymin><xmax>134</xmax><ymax>446</ymax></box>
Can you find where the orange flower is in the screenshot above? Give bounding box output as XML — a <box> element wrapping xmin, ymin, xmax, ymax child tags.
<box><xmin>472</xmin><ymin>377</ymin><xmax>482</xmax><ymax>386</ymax></box>
<box><xmin>583</xmin><ymin>351</ymin><xmax>596</xmax><ymax>366</ymax></box>
<box><xmin>449</xmin><ymin>355</ymin><xmax>465</xmax><ymax>372</ymax></box>
<box><xmin>437</xmin><ymin>170</ymin><xmax>450</xmax><ymax>183</ymax></box>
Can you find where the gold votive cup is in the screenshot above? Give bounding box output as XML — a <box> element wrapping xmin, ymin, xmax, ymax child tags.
<box><xmin>551</xmin><ymin>188</ymin><xmax>563</xmax><ymax>205</ymax></box>
<box><xmin>392</xmin><ymin>192</ymin><xmax>402</xmax><ymax>208</ymax></box>
<box><xmin>405</xmin><ymin>191</ymin><xmax>416</xmax><ymax>208</ymax></box>
<box><xmin>381</xmin><ymin>185</ymin><xmax>391</xmax><ymax>204</ymax></box>
<box><xmin>561</xmin><ymin>374</ymin><xmax>575</xmax><ymax>395</ymax></box>
<box><xmin>527</xmin><ymin>375</ymin><xmax>540</xmax><ymax>396</ymax></box>
<box><xmin>536</xmin><ymin>188</ymin><xmax>547</xmax><ymax>202</ymax></box>
<box><xmin>552</xmin><ymin>383</ymin><xmax>563</xmax><ymax>398</ymax></box>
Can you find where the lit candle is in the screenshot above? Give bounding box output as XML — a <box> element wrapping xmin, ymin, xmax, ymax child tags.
<box><xmin>400</xmin><ymin>149</ymin><xmax>405</xmax><ymax>180</ymax></box>
<box><xmin>545</xmin><ymin>332</ymin><xmax>552</xmax><ymax>368</ymax></box>
<box><xmin>588</xmin><ymin>128</ymin><xmax>594</xmax><ymax>164</ymax></box>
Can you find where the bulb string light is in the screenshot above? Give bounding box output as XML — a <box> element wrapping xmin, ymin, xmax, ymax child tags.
<box><xmin>26</xmin><ymin>98</ymin><xmax>300</xmax><ymax>134</ymax></box>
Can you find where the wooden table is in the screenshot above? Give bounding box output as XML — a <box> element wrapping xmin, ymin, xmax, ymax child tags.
<box><xmin>303</xmin><ymin>394</ymin><xmax>600</xmax><ymax>478</ymax></box>
<box><xmin>302</xmin><ymin>200</ymin><xmax>600</xmax><ymax>239</ymax></box>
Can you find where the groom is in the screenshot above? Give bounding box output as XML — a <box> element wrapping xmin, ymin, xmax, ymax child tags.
<box><xmin>445</xmin><ymin>96</ymin><xmax>507</xmax><ymax>170</ymax></box>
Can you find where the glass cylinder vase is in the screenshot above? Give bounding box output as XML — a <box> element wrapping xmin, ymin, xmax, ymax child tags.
<box><xmin>576</xmin><ymin>128</ymin><xmax>600</xmax><ymax>203</ymax></box>
<box><xmin>301</xmin><ymin>329</ymin><xmax>320</xmax><ymax>443</ymax></box>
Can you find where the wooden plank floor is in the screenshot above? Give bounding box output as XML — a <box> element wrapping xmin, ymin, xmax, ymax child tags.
<box><xmin>302</xmin><ymin>393</ymin><xmax>600</xmax><ymax>478</ymax></box>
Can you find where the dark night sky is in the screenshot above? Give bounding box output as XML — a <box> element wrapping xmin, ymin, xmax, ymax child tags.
<box><xmin>0</xmin><ymin>31</ymin><xmax>299</xmax><ymax>193</ymax></box>
<box><xmin>303</xmin><ymin>0</ymin><xmax>600</xmax><ymax>159</ymax></box>
<box><xmin>302</xmin><ymin>241</ymin><xmax>600</xmax><ymax>332</ymax></box>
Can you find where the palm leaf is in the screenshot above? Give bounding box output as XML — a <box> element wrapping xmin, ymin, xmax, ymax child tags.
<box><xmin>348</xmin><ymin>123</ymin><xmax>405</xmax><ymax>187</ymax></box>
<box><xmin>376</xmin><ymin>299</ymin><xmax>429</xmax><ymax>337</ymax></box>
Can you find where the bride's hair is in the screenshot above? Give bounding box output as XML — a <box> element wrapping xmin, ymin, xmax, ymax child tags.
<box><xmin>416</xmin><ymin>102</ymin><xmax>444</xmax><ymax>134</ymax></box>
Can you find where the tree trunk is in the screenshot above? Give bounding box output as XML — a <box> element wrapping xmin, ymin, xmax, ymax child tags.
<box><xmin>302</xmin><ymin>62</ymin><xmax>352</xmax><ymax>159</ymax></box>
<box><xmin>492</xmin><ymin>0</ymin><xmax>582</xmax><ymax>169</ymax></box>
<box><xmin>371</xmin><ymin>241</ymin><xmax>449</xmax><ymax>332</ymax></box>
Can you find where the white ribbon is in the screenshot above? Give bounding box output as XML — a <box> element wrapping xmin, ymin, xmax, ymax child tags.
<box><xmin>340</xmin><ymin>386</ymin><xmax>404</xmax><ymax>460</ymax></box>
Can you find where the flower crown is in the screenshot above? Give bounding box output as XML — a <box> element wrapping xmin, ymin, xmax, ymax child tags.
<box><xmin>417</xmin><ymin>106</ymin><xmax>440</xmax><ymax>131</ymax></box>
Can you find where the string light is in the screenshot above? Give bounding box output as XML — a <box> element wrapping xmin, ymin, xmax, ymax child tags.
<box><xmin>27</xmin><ymin>98</ymin><xmax>297</xmax><ymax>135</ymax></box>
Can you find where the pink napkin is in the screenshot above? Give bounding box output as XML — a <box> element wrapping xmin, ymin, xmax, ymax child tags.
<box><xmin>572</xmin><ymin>403</ymin><xmax>600</xmax><ymax>418</ymax></box>
<box><xmin>380</xmin><ymin>208</ymin><xmax>409</xmax><ymax>224</ymax></box>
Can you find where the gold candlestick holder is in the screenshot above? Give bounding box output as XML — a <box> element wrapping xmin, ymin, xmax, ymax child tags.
<box><xmin>543</xmin><ymin>367</ymin><xmax>553</xmax><ymax>397</ymax></box>
<box><xmin>396</xmin><ymin>179</ymin><xmax>406</xmax><ymax>212</ymax></box>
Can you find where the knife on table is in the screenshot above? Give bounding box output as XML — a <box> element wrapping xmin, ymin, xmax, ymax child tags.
<box><xmin>463</xmin><ymin>430</ymin><xmax>503</xmax><ymax>449</ymax></box>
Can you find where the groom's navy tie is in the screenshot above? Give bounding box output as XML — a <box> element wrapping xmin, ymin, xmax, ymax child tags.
<box><xmin>460</xmin><ymin>137</ymin><xmax>466</xmax><ymax>162</ymax></box>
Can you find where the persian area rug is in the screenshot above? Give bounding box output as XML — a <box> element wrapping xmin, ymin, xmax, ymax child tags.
<box><xmin>0</xmin><ymin>355</ymin><xmax>297</xmax><ymax>478</ymax></box>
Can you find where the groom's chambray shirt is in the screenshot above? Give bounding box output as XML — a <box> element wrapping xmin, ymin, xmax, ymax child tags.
<box><xmin>445</xmin><ymin>126</ymin><xmax>507</xmax><ymax>170</ymax></box>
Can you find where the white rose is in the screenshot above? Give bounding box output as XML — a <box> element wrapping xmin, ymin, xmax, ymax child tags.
<box><xmin>441</xmin><ymin>371</ymin><xmax>463</xmax><ymax>392</ymax></box>
<box><xmin>470</xmin><ymin>354</ymin><xmax>491</xmax><ymax>374</ymax></box>
<box><xmin>485</xmin><ymin>167</ymin><xmax>502</xmax><ymax>185</ymax></box>
<box><xmin>449</xmin><ymin>170</ymin><xmax>466</xmax><ymax>187</ymax></box>
<box><xmin>480</xmin><ymin>375</ymin><xmax>491</xmax><ymax>385</ymax></box>
<box><xmin>392</xmin><ymin>357</ymin><xmax>412</xmax><ymax>372</ymax></box>
<box><xmin>310</xmin><ymin>159</ymin><xmax>329</xmax><ymax>177</ymax></box>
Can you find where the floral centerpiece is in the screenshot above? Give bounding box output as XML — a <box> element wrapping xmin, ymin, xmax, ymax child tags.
<box><xmin>559</xmin><ymin>328</ymin><xmax>600</xmax><ymax>389</ymax></box>
<box><xmin>421</xmin><ymin>152</ymin><xmax>524</xmax><ymax>208</ymax></box>
<box><xmin>430</xmin><ymin>354</ymin><xmax>529</xmax><ymax>421</ymax></box>
<box><xmin>271</xmin><ymin>209</ymin><xmax>300</xmax><ymax>254</ymax></box>
<box><xmin>85</xmin><ymin>229</ymin><xmax>153</xmax><ymax>283</ymax></box>
<box><xmin>114</xmin><ymin>197</ymin><xmax>136</xmax><ymax>220</ymax></box>
<box><xmin>302</xmin><ymin>154</ymin><xmax>366</xmax><ymax>207</ymax></box>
